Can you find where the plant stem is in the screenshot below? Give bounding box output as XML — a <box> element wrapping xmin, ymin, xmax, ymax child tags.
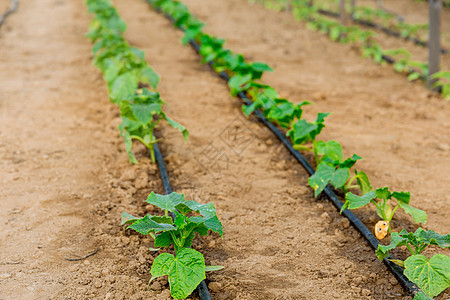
<box><xmin>406</xmin><ymin>244</ymin><xmax>414</xmax><ymax>255</ymax></box>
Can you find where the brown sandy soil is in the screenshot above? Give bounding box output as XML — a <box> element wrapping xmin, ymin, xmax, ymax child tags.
<box><xmin>0</xmin><ymin>0</ymin><xmax>448</xmax><ymax>300</ymax></box>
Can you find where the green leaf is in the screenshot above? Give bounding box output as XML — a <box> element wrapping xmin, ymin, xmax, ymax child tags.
<box><xmin>190</xmin><ymin>215</ymin><xmax>223</xmax><ymax>237</ymax></box>
<box><xmin>205</xmin><ymin>265</ymin><xmax>224</xmax><ymax>272</ymax></box>
<box><xmin>251</xmin><ymin>62</ymin><xmax>273</xmax><ymax>72</ymax></box>
<box><xmin>413</xmin><ymin>291</ymin><xmax>433</xmax><ymax>300</ymax></box>
<box><xmin>128</xmin><ymin>215</ymin><xmax>176</xmax><ymax>235</ymax></box>
<box><xmin>376</xmin><ymin>231</ymin><xmax>408</xmax><ymax>260</ymax></box>
<box><xmin>397</xmin><ymin>202</ymin><xmax>427</xmax><ymax>224</ymax></box>
<box><xmin>308</xmin><ymin>162</ymin><xmax>350</xmax><ymax>197</ymax></box>
<box><xmin>228</xmin><ymin>74</ymin><xmax>252</xmax><ymax>96</ymax></box>
<box><xmin>150</xmin><ymin>252</ymin><xmax>174</xmax><ymax>278</ymax></box>
<box><xmin>404</xmin><ymin>254</ymin><xmax>450</xmax><ymax>298</ymax></box>
<box><xmin>417</xmin><ymin>229</ymin><xmax>450</xmax><ymax>248</ymax></box>
<box><xmin>131</xmin><ymin>103</ymin><xmax>160</xmax><ymax>124</ymax></box>
<box><xmin>355</xmin><ymin>170</ymin><xmax>372</xmax><ymax>195</ymax></box>
<box><xmin>176</xmin><ymin>200</ymin><xmax>217</xmax><ymax>218</ymax></box>
<box><xmin>109</xmin><ymin>72</ymin><xmax>137</xmax><ymax>103</ymax></box>
<box><xmin>407</xmin><ymin>72</ymin><xmax>421</xmax><ymax>81</ymax></box>
<box><xmin>104</xmin><ymin>62</ymin><xmax>121</xmax><ymax>84</ymax></box>
<box><xmin>392</xmin><ymin>191</ymin><xmax>411</xmax><ymax>204</ymax></box>
<box><xmin>315</xmin><ymin>140</ymin><xmax>343</xmax><ymax>163</ymax></box>
<box><xmin>121</xmin><ymin>212</ymin><xmax>140</xmax><ymax>225</ymax></box>
<box><xmin>330</xmin><ymin>168</ymin><xmax>350</xmax><ymax>189</ymax></box>
<box><xmin>150</xmin><ymin>248</ymin><xmax>206</xmax><ymax>299</ymax></box>
<box><xmin>141</xmin><ymin>66</ymin><xmax>160</xmax><ymax>89</ymax></box>
<box><xmin>122</xmin><ymin>130</ymin><xmax>138</xmax><ymax>164</ymax></box>
<box><xmin>341</xmin><ymin>191</ymin><xmax>376</xmax><ymax>213</ymax></box>
<box><xmin>338</xmin><ymin>154</ymin><xmax>362</xmax><ymax>169</ymax></box>
<box><xmin>154</xmin><ymin>231</ymin><xmax>174</xmax><ymax>248</ymax></box>
<box><xmin>162</xmin><ymin>113</ymin><xmax>189</xmax><ymax>141</ymax></box>
<box><xmin>146</xmin><ymin>192</ymin><xmax>185</xmax><ymax>212</ymax></box>
<box><xmin>375</xmin><ymin>187</ymin><xmax>391</xmax><ymax>201</ymax></box>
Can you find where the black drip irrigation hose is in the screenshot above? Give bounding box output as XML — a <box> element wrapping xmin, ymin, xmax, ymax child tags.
<box><xmin>155</xmin><ymin>10</ymin><xmax>422</xmax><ymax>297</ymax></box>
<box><xmin>317</xmin><ymin>8</ymin><xmax>449</xmax><ymax>55</ymax></box>
<box><xmin>0</xmin><ymin>0</ymin><xmax>19</xmax><ymax>28</ymax></box>
<box><xmin>153</xmin><ymin>142</ymin><xmax>212</xmax><ymax>300</ymax></box>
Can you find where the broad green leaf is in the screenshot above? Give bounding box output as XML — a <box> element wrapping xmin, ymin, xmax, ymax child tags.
<box><xmin>341</xmin><ymin>191</ymin><xmax>376</xmax><ymax>213</ymax></box>
<box><xmin>121</xmin><ymin>212</ymin><xmax>140</xmax><ymax>225</ymax></box>
<box><xmin>228</xmin><ymin>74</ymin><xmax>252</xmax><ymax>96</ymax></box>
<box><xmin>150</xmin><ymin>248</ymin><xmax>206</xmax><ymax>299</ymax></box>
<box><xmin>417</xmin><ymin>229</ymin><xmax>450</xmax><ymax>248</ymax></box>
<box><xmin>289</xmin><ymin>119</ymin><xmax>317</xmax><ymax>144</ymax></box>
<box><xmin>376</xmin><ymin>187</ymin><xmax>391</xmax><ymax>201</ymax></box>
<box><xmin>141</xmin><ymin>66</ymin><xmax>160</xmax><ymax>89</ymax></box>
<box><xmin>128</xmin><ymin>215</ymin><xmax>176</xmax><ymax>235</ymax></box>
<box><xmin>146</xmin><ymin>192</ymin><xmax>185</xmax><ymax>212</ymax></box>
<box><xmin>151</xmin><ymin>252</ymin><xmax>174</xmax><ymax>278</ymax></box>
<box><xmin>413</xmin><ymin>291</ymin><xmax>433</xmax><ymax>300</ymax></box>
<box><xmin>205</xmin><ymin>265</ymin><xmax>224</xmax><ymax>272</ymax></box>
<box><xmin>338</xmin><ymin>154</ymin><xmax>362</xmax><ymax>169</ymax></box>
<box><xmin>308</xmin><ymin>162</ymin><xmax>349</xmax><ymax>197</ymax></box>
<box><xmin>151</xmin><ymin>216</ymin><xmax>174</xmax><ymax>224</ymax></box>
<box><xmin>397</xmin><ymin>202</ymin><xmax>427</xmax><ymax>224</ymax></box>
<box><xmin>122</xmin><ymin>130</ymin><xmax>138</xmax><ymax>164</ymax></box>
<box><xmin>330</xmin><ymin>167</ymin><xmax>349</xmax><ymax>189</ymax></box>
<box><xmin>392</xmin><ymin>191</ymin><xmax>411</xmax><ymax>204</ymax></box>
<box><xmin>190</xmin><ymin>215</ymin><xmax>223</xmax><ymax>237</ymax></box>
<box><xmin>376</xmin><ymin>232</ymin><xmax>408</xmax><ymax>260</ymax></box>
<box><xmin>176</xmin><ymin>200</ymin><xmax>217</xmax><ymax>218</ymax></box>
<box><xmin>154</xmin><ymin>231</ymin><xmax>174</xmax><ymax>248</ymax></box>
<box><xmin>109</xmin><ymin>72</ymin><xmax>137</xmax><ymax>103</ymax></box>
<box><xmin>355</xmin><ymin>170</ymin><xmax>372</xmax><ymax>195</ymax></box>
<box><xmin>174</xmin><ymin>210</ymin><xmax>187</xmax><ymax>228</ymax></box>
<box><xmin>251</xmin><ymin>62</ymin><xmax>273</xmax><ymax>72</ymax></box>
<box><xmin>162</xmin><ymin>113</ymin><xmax>189</xmax><ymax>141</ymax></box>
<box><xmin>315</xmin><ymin>140</ymin><xmax>343</xmax><ymax>163</ymax></box>
<box><xmin>404</xmin><ymin>254</ymin><xmax>450</xmax><ymax>298</ymax></box>
<box><xmin>104</xmin><ymin>62</ymin><xmax>121</xmax><ymax>84</ymax></box>
<box><xmin>131</xmin><ymin>103</ymin><xmax>161</xmax><ymax>124</ymax></box>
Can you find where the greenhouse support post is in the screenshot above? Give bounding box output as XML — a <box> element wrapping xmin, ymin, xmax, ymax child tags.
<box><xmin>339</xmin><ymin>0</ymin><xmax>349</xmax><ymax>26</ymax></box>
<box><xmin>428</xmin><ymin>0</ymin><xmax>441</xmax><ymax>91</ymax></box>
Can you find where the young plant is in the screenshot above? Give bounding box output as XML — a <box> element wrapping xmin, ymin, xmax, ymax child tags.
<box><xmin>432</xmin><ymin>71</ymin><xmax>450</xmax><ymax>100</ymax></box>
<box><xmin>376</xmin><ymin>228</ymin><xmax>450</xmax><ymax>298</ymax></box>
<box><xmin>122</xmin><ymin>192</ymin><xmax>223</xmax><ymax>299</ymax></box>
<box><xmin>307</xmin><ymin>140</ymin><xmax>364</xmax><ymax>196</ymax></box>
<box><xmin>341</xmin><ymin>187</ymin><xmax>428</xmax><ymax>237</ymax></box>
<box><xmin>287</xmin><ymin>112</ymin><xmax>330</xmax><ymax>151</ymax></box>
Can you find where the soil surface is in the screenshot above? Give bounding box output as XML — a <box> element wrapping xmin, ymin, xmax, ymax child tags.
<box><xmin>0</xmin><ymin>0</ymin><xmax>448</xmax><ymax>299</ymax></box>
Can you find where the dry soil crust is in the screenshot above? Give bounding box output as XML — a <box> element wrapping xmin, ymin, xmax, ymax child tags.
<box><xmin>0</xmin><ymin>0</ymin><xmax>448</xmax><ymax>299</ymax></box>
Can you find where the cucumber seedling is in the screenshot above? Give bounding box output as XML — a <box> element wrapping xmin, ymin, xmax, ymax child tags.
<box><xmin>122</xmin><ymin>192</ymin><xmax>223</xmax><ymax>299</ymax></box>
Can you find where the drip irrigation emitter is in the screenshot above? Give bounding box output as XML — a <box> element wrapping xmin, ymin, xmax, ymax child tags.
<box><xmin>317</xmin><ymin>8</ymin><xmax>449</xmax><ymax>55</ymax></box>
<box><xmin>152</xmin><ymin>142</ymin><xmax>212</xmax><ymax>300</ymax></box>
<box><xmin>0</xmin><ymin>0</ymin><xmax>19</xmax><ymax>28</ymax></box>
<box><xmin>150</xmin><ymin>8</ymin><xmax>423</xmax><ymax>297</ymax></box>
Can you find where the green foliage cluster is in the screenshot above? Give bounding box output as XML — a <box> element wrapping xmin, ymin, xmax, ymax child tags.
<box><xmin>147</xmin><ymin>0</ymin><xmax>449</xmax><ymax>297</ymax></box>
<box><xmin>147</xmin><ymin>0</ymin><xmax>425</xmax><ymax>227</ymax></box>
<box><xmin>253</xmin><ymin>0</ymin><xmax>450</xmax><ymax>100</ymax></box>
<box><xmin>122</xmin><ymin>192</ymin><xmax>223</xmax><ymax>299</ymax></box>
<box><xmin>376</xmin><ymin>228</ymin><xmax>450</xmax><ymax>299</ymax></box>
<box><xmin>85</xmin><ymin>0</ymin><xmax>188</xmax><ymax>163</ymax></box>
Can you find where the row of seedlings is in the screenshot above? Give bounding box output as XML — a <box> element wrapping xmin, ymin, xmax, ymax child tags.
<box><xmin>252</xmin><ymin>0</ymin><xmax>450</xmax><ymax>100</ymax></box>
<box><xmin>85</xmin><ymin>1</ymin><xmax>223</xmax><ymax>299</ymax></box>
<box><xmin>144</xmin><ymin>0</ymin><xmax>450</xmax><ymax>299</ymax></box>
